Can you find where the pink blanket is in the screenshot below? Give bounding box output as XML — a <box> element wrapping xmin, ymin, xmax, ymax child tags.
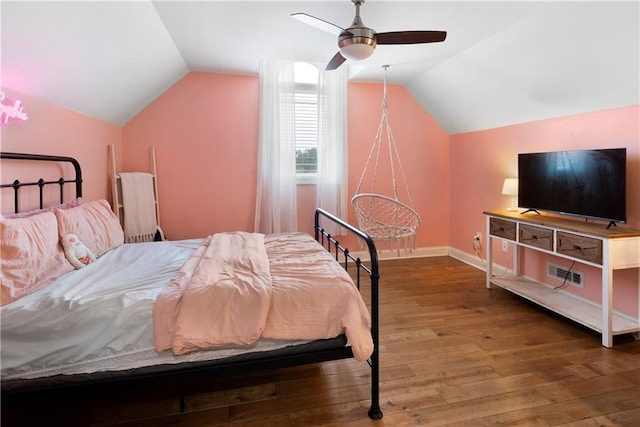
<box><xmin>154</xmin><ymin>232</ymin><xmax>272</xmax><ymax>355</ymax></box>
<box><xmin>153</xmin><ymin>232</ymin><xmax>373</xmax><ymax>362</ymax></box>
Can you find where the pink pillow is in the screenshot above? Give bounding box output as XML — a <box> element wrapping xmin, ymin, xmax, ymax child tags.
<box><xmin>1</xmin><ymin>212</ymin><xmax>74</xmax><ymax>306</ymax></box>
<box><xmin>1</xmin><ymin>198</ymin><xmax>83</xmax><ymax>219</ymax></box>
<box><xmin>55</xmin><ymin>199</ymin><xmax>124</xmax><ymax>258</ymax></box>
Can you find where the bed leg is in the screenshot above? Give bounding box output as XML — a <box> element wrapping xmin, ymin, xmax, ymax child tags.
<box><xmin>368</xmin><ymin>263</ymin><xmax>383</xmax><ymax>420</ymax></box>
<box><xmin>368</xmin><ymin>350</ymin><xmax>383</xmax><ymax>420</ymax></box>
<box><xmin>368</xmin><ymin>407</ymin><xmax>383</xmax><ymax>420</ymax></box>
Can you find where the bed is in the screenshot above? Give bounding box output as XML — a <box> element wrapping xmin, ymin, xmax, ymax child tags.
<box><xmin>0</xmin><ymin>152</ymin><xmax>382</xmax><ymax>420</ymax></box>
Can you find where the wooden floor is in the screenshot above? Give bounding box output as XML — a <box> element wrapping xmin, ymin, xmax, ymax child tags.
<box><xmin>3</xmin><ymin>256</ymin><xmax>640</xmax><ymax>426</ymax></box>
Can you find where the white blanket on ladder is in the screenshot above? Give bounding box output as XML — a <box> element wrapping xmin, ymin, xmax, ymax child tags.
<box><xmin>119</xmin><ymin>172</ymin><xmax>158</xmax><ymax>243</ymax></box>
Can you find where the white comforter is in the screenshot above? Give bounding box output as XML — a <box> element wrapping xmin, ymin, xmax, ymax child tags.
<box><xmin>1</xmin><ymin>239</ymin><xmax>201</xmax><ymax>379</ymax></box>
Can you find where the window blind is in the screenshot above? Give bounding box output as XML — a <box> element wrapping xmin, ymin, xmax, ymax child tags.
<box><xmin>294</xmin><ymin>86</ymin><xmax>318</xmax><ymax>174</ymax></box>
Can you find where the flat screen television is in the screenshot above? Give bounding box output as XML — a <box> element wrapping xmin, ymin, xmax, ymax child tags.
<box><xmin>518</xmin><ymin>148</ymin><xmax>627</xmax><ymax>225</ymax></box>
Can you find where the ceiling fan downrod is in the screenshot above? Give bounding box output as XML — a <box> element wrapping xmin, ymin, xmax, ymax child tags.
<box><xmin>350</xmin><ymin>0</ymin><xmax>365</xmax><ymax>28</ymax></box>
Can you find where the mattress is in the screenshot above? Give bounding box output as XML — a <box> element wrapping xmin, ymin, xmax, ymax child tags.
<box><xmin>0</xmin><ymin>238</ymin><xmax>322</xmax><ymax>381</ymax></box>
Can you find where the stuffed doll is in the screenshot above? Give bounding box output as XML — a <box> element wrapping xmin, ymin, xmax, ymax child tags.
<box><xmin>61</xmin><ymin>233</ymin><xmax>96</xmax><ymax>269</ymax></box>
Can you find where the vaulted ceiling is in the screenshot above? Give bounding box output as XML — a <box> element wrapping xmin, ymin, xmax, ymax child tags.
<box><xmin>2</xmin><ymin>1</ymin><xmax>638</xmax><ymax>134</ymax></box>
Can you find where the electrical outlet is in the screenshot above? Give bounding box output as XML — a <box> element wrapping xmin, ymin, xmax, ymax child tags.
<box><xmin>472</xmin><ymin>232</ymin><xmax>482</xmax><ymax>251</ymax></box>
<box><xmin>501</xmin><ymin>241</ymin><xmax>509</xmax><ymax>253</ymax></box>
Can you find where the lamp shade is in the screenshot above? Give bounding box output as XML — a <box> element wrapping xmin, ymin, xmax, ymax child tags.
<box><xmin>502</xmin><ymin>178</ymin><xmax>518</xmax><ymax>196</ymax></box>
<box><xmin>339</xmin><ymin>41</ymin><xmax>375</xmax><ymax>61</ymax></box>
<box><xmin>502</xmin><ymin>178</ymin><xmax>519</xmax><ymax>211</ymax></box>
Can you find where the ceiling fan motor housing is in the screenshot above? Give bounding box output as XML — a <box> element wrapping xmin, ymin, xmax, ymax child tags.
<box><xmin>339</xmin><ymin>27</ymin><xmax>377</xmax><ymax>60</ymax></box>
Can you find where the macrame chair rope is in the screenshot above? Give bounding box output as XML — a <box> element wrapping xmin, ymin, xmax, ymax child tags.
<box><xmin>352</xmin><ymin>193</ymin><xmax>420</xmax><ymax>252</ymax></box>
<box><xmin>352</xmin><ymin>66</ymin><xmax>421</xmax><ymax>254</ymax></box>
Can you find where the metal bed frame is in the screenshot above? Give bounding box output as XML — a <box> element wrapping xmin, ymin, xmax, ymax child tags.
<box><xmin>0</xmin><ymin>152</ymin><xmax>382</xmax><ymax>420</ymax></box>
<box><xmin>0</xmin><ymin>152</ymin><xmax>82</xmax><ymax>212</ymax></box>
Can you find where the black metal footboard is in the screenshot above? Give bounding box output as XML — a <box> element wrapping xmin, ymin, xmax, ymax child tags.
<box><xmin>314</xmin><ymin>208</ymin><xmax>382</xmax><ymax>420</ymax></box>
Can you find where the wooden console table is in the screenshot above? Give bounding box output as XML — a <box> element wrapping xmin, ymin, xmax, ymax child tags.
<box><xmin>484</xmin><ymin>210</ymin><xmax>640</xmax><ymax>347</ymax></box>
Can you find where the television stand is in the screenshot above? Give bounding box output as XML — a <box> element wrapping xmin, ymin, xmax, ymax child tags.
<box><xmin>520</xmin><ymin>209</ymin><xmax>540</xmax><ymax>215</ymax></box>
<box><xmin>607</xmin><ymin>221</ymin><xmax>618</xmax><ymax>230</ymax></box>
<box><xmin>484</xmin><ymin>210</ymin><xmax>640</xmax><ymax>347</ymax></box>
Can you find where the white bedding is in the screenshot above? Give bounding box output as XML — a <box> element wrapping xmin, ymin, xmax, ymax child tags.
<box><xmin>1</xmin><ymin>239</ymin><xmax>309</xmax><ymax>380</ymax></box>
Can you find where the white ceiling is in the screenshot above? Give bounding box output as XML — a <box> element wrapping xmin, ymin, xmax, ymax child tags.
<box><xmin>2</xmin><ymin>1</ymin><xmax>638</xmax><ymax>134</ymax></box>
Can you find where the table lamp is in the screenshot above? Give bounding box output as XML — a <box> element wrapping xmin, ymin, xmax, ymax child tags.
<box><xmin>502</xmin><ymin>178</ymin><xmax>518</xmax><ymax>211</ymax></box>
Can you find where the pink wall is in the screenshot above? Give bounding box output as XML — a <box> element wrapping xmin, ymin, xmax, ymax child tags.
<box><xmin>0</xmin><ymin>89</ymin><xmax>121</xmax><ymax>214</ymax></box>
<box><xmin>123</xmin><ymin>73</ymin><xmax>450</xmax><ymax>247</ymax></box>
<box><xmin>122</xmin><ymin>72</ymin><xmax>260</xmax><ymax>239</ymax></box>
<box><xmin>449</xmin><ymin>105</ymin><xmax>639</xmax><ymax>317</ymax></box>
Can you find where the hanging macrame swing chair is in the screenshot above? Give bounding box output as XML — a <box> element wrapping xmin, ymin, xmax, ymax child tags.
<box><xmin>352</xmin><ymin>65</ymin><xmax>421</xmax><ymax>254</ymax></box>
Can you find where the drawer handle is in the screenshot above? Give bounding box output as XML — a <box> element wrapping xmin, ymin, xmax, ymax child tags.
<box><xmin>571</xmin><ymin>244</ymin><xmax>598</xmax><ymax>252</ymax></box>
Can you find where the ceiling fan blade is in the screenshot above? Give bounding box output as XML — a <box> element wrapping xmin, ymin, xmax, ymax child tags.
<box><xmin>291</xmin><ymin>13</ymin><xmax>345</xmax><ymax>36</ymax></box>
<box><xmin>376</xmin><ymin>31</ymin><xmax>447</xmax><ymax>45</ymax></box>
<box><xmin>326</xmin><ymin>52</ymin><xmax>347</xmax><ymax>71</ymax></box>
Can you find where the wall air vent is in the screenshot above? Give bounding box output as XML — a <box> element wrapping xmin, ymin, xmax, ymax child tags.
<box><xmin>547</xmin><ymin>262</ymin><xmax>583</xmax><ymax>288</ymax></box>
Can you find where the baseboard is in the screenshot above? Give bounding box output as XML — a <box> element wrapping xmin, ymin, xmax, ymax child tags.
<box><xmin>349</xmin><ymin>245</ymin><xmax>513</xmax><ymax>276</ymax></box>
<box><xmin>447</xmin><ymin>247</ymin><xmax>517</xmax><ymax>276</ymax></box>
<box><xmin>349</xmin><ymin>246</ymin><xmax>448</xmax><ymax>262</ymax></box>
<box><xmin>447</xmin><ymin>247</ymin><xmax>486</xmax><ymax>271</ymax></box>
<box><xmin>378</xmin><ymin>246</ymin><xmax>449</xmax><ymax>260</ymax></box>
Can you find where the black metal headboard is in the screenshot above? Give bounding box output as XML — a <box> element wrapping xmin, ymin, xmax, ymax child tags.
<box><xmin>0</xmin><ymin>152</ymin><xmax>83</xmax><ymax>214</ymax></box>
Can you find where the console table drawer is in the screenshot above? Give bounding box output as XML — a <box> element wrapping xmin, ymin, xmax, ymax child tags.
<box><xmin>556</xmin><ymin>232</ymin><xmax>603</xmax><ymax>265</ymax></box>
<box><xmin>519</xmin><ymin>224</ymin><xmax>553</xmax><ymax>251</ymax></box>
<box><xmin>490</xmin><ymin>218</ymin><xmax>516</xmax><ymax>241</ymax></box>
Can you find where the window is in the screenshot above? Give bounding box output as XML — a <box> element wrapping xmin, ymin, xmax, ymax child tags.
<box><xmin>293</xmin><ymin>62</ymin><xmax>320</xmax><ymax>178</ymax></box>
<box><xmin>255</xmin><ymin>58</ymin><xmax>347</xmax><ymax>234</ymax></box>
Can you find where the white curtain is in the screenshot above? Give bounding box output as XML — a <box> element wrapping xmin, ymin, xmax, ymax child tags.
<box><xmin>317</xmin><ymin>65</ymin><xmax>348</xmax><ymax>235</ymax></box>
<box><xmin>254</xmin><ymin>59</ymin><xmax>298</xmax><ymax>234</ymax></box>
<box><xmin>255</xmin><ymin>59</ymin><xmax>348</xmax><ymax>235</ymax></box>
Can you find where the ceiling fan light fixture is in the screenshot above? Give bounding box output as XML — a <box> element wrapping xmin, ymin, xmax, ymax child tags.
<box><xmin>339</xmin><ymin>41</ymin><xmax>375</xmax><ymax>60</ymax></box>
<box><xmin>338</xmin><ymin>27</ymin><xmax>377</xmax><ymax>61</ymax></box>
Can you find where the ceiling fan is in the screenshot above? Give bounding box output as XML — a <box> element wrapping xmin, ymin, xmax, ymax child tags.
<box><xmin>291</xmin><ymin>0</ymin><xmax>447</xmax><ymax>70</ymax></box>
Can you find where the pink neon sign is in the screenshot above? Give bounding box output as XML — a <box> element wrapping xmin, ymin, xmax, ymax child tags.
<box><xmin>0</xmin><ymin>91</ymin><xmax>29</xmax><ymax>125</ymax></box>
